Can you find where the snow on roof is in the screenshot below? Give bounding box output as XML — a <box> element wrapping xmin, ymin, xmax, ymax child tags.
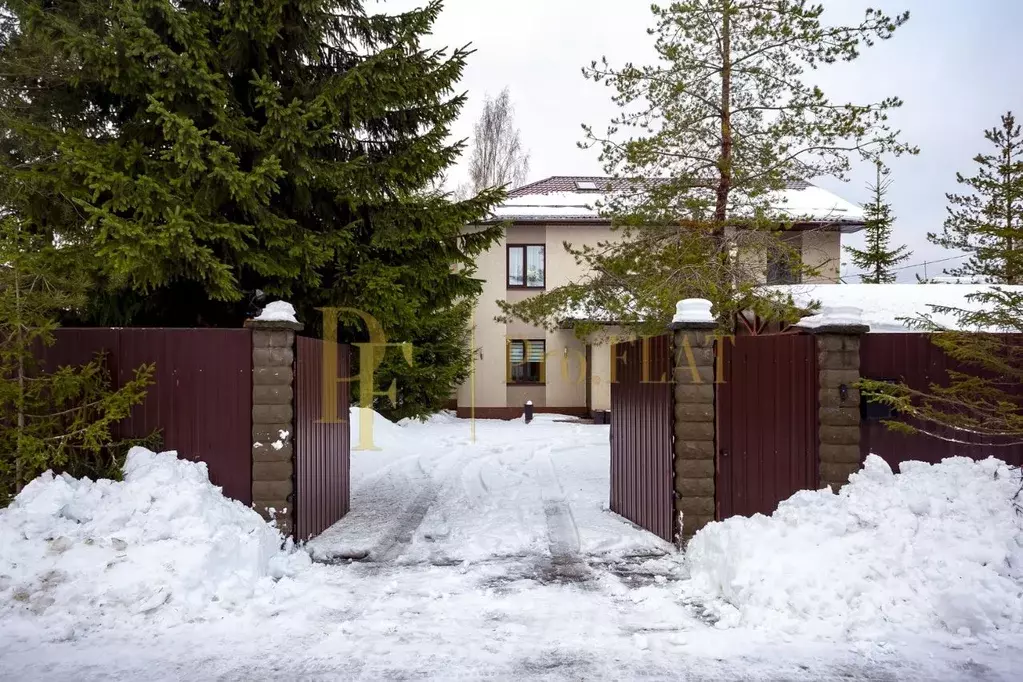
<box><xmin>768</xmin><ymin>283</ymin><xmax>1023</xmax><ymax>332</ymax></box>
<box><xmin>492</xmin><ymin>176</ymin><xmax>865</xmax><ymax>228</ymax></box>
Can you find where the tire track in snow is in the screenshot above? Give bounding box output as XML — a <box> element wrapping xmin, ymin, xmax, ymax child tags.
<box><xmin>533</xmin><ymin>446</ymin><xmax>588</xmax><ymax>579</ymax></box>
<box><xmin>368</xmin><ymin>448</ymin><xmax>476</xmax><ymax>564</ymax></box>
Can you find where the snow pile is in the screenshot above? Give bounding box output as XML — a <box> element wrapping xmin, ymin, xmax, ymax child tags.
<box><xmin>350</xmin><ymin>406</ymin><xmax>408</xmax><ymax>450</ymax></box>
<box><xmin>767</xmin><ymin>283</ymin><xmax>1023</xmax><ymax>332</ymax></box>
<box><xmin>252</xmin><ymin>300</ymin><xmax>298</xmax><ymax>324</ymax></box>
<box><xmin>0</xmin><ymin>448</ymin><xmax>310</xmax><ymax>633</ymax></box>
<box><xmin>683</xmin><ymin>455</ymin><xmax>1023</xmax><ymax>640</ymax></box>
<box><xmin>398</xmin><ymin>410</ymin><xmax>460</xmax><ymax>427</ymax></box>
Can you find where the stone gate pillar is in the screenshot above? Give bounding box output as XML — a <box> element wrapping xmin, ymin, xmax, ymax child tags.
<box><xmin>668</xmin><ymin>299</ymin><xmax>719</xmax><ymax>542</ymax></box>
<box><xmin>245</xmin><ymin>306</ymin><xmax>303</xmax><ymax>536</ymax></box>
<box><xmin>800</xmin><ymin>307</ymin><xmax>869</xmax><ymax>492</ymax></box>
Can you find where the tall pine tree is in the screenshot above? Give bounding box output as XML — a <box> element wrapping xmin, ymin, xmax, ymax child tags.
<box><xmin>0</xmin><ymin>0</ymin><xmax>502</xmax><ymax>418</ymax></box>
<box><xmin>500</xmin><ymin>0</ymin><xmax>915</xmax><ymax>334</ymax></box>
<box><xmin>929</xmin><ymin>112</ymin><xmax>1023</xmax><ymax>284</ymax></box>
<box><xmin>846</xmin><ymin>162</ymin><xmax>911</xmax><ymax>283</ymax></box>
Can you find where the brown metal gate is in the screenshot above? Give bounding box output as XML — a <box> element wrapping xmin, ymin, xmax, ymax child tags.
<box><xmin>294</xmin><ymin>336</ymin><xmax>351</xmax><ymax>539</ymax></box>
<box><xmin>860</xmin><ymin>333</ymin><xmax>1023</xmax><ymax>468</ymax></box>
<box><xmin>609</xmin><ymin>335</ymin><xmax>674</xmax><ymax>542</ymax></box>
<box><xmin>40</xmin><ymin>329</ymin><xmax>253</xmax><ymax>503</ymax></box>
<box><xmin>717</xmin><ymin>334</ymin><xmax>818</xmax><ymax>519</ymax></box>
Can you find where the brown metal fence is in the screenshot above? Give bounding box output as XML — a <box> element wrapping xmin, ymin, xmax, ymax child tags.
<box><xmin>39</xmin><ymin>329</ymin><xmax>253</xmax><ymax>502</ymax></box>
<box><xmin>860</xmin><ymin>333</ymin><xmax>1023</xmax><ymax>467</ymax></box>
<box><xmin>717</xmin><ymin>334</ymin><xmax>818</xmax><ymax>519</ymax></box>
<box><xmin>294</xmin><ymin>336</ymin><xmax>351</xmax><ymax>539</ymax></box>
<box><xmin>609</xmin><ymin>335</ymin><xmax>675</xmax><ymax>542</ymax></box>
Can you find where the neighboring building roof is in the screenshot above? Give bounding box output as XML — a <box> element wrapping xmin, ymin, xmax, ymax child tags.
<box><xmin>768</xmin><ymin>283</ymin><xmax>1023</xmax><ymax>332</ymax></box>
<box><xmin>492</xmin><ymin>175</ymin><xmax>865</xmax><ymax>231</ymax></box>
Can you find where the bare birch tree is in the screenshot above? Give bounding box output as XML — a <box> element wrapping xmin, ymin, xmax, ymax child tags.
<box><xmin>468</xmin><ymin>88</ymin><xmax>530</xmax><ymax>193</ymax></box>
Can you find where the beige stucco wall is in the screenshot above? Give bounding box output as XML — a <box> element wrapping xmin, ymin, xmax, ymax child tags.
<box><xmin>507</xmin><ymin>384</ymin><xmax>545</xmax><ymax>408</ymax></box>
<box><xmin>544</xmin><ymin>330</ymin><xmax>587</xmax><ymax>408</ymax></box>
<box><xmin>800</xmin><ymin>230</ymin><xmax>842</xmax><ymax>283</ymax></box>
<box><xmin>731</xmin><ymin>226</ymin><xmax>842</xmax><ymax>284</ymax></box>
<box><xmin>591</xmin><ymin>342</ymin><xmax>612</xmax><ymax>411</ymax></box>
<box><xmin>586</xmin><ymin>325</ymin><xmax>627</xmax><ymax>412</ymax></box>
<box><xmin>541</xmin><ymin>225</ymin><xmax>617</xmax><ymax>410</ymax></box>
<box><xmin>457</xmin><ymin>227</ymin><xmax>507</xmax><ymax>409</ymax></box>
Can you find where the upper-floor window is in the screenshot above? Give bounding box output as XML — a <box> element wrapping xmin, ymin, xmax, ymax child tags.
<box><xmin>766</xmin><ymin>235</ymin><xmax>803</xmax><ymax>285</ymax></box>
<box><xmin>508</xmin><ymin>244</ymin><xmax>545</xmax><ymax>288</ymax></box>
<box><xmin>766</xmin><ymin>255</ymin><xmax>801</xmax><ymax>285</ymax></box>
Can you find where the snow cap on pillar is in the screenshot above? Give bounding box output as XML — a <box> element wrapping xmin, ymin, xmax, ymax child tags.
<box><xmin>795</xmin><ymin>304</ymin><xmax>869</xmax><ymax>334</ymax></box>
<box><xmin>245</xmin><ymin>300</ymin><xmax>304</xmax><ymax>331</ymax></box>
<box><xmin>669</xmin><ymin>298</ymin><xmax>717</xmax><ymax>330</ymax></box>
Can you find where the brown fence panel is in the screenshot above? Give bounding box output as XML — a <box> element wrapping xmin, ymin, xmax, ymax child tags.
<box><xmin>860</xmin><ymin>333</ymin><xmax>1023</xmax><ymax>467</ymax></box>
<box><xmin>609</xmin><ymin>334</ymin><xmax>674</xmax><ymax>542</ymax></box>
<box><xmin>717</xmin><ymin>334</ymin><xmax>818</xmax><ymax>519</ymax></box>
<box><xmin>294</xmin><ymin>336</ymin><xmax>351</xmax><ymax>539</ymax></box>
<box><xmin>40</xmin><ymin>329</ymin><xmax>253</xmax><ymax>503</ymax></box>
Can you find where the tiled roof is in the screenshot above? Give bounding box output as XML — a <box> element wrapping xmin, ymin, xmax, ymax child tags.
<box><xmin>493</xmin><ymin>175</ymin><xmax>861</xmax><ymax>229</ymax></box>
<box><xmin>508</xmin><ymin>176</ymin><xmax>812</xmax><ymax>198</ymax></box>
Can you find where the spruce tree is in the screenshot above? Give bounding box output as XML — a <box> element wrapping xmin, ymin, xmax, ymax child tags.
<box><xmin>928</xmin><ymin>112</ymin><xmax>1023</xmax><ymax>284</ymax></box>
<box><xmin>0</xmin><ymin>218</ymin><xmax>152</xmax><ymax>500</ymax></box>
<box><xmin>846</xmin><ymin>162</ymin><xmax>911</xmax><ymax>283</ymax></box>
<box><xmin>500</xmin><ymin>1</ymin><xmax>914</xmax><ymax>334</ymax></box>
<box><xmin>0</xmin><ymin>1</ymin><xmax>502</xmax><ymax>419</ymax></box>
<box><xmin>864</xmin><ymin>114</ymin><xmax>1023</xmax><ymax>446</ymax></box>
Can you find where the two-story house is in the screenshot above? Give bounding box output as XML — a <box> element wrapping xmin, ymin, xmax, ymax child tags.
<box><xmin>456</xmin><ymin>176</ymin><xmax>866</xmax><ymax>420</ymax></box>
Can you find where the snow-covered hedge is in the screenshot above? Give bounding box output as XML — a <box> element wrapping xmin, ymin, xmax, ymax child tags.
<box><xmin>683</xmin><ymin>455</ymin><xmax>1023</xmax><ymax>639</ymax></box>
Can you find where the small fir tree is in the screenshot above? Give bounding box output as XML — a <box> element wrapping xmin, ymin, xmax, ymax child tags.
<box><xmin>0</xmin><ymin>220</ymin><xmax>152</xmax><ymax>501</ymax></box>
<box><xmin>846</xmin><ymin>162</ymin><xmax>911</xmax><ymax>283</ymax></box>
<box><xmin>928</xmin><ymin>112</ymin><xmax>1023</xmax><ymax>284</ymax></box>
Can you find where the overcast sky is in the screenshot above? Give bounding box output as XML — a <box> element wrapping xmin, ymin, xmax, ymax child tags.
<box><xmin>390</xmin><ymin>0</ymin><xmax>1023</xmax><ymax>282</ymax></box>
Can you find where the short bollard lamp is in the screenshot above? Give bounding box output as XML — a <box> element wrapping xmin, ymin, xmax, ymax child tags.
<box><xmin>524</xmin><ymin>400</ymin><xmax>534</xmax><ymax>424</ymax></box>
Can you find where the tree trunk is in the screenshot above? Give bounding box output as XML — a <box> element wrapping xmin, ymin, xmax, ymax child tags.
<box><xmin>713</xmin><ymin>0</ymin><xmax>734</xmax><ymax>324</ymax></box>
<box><xmin>1005</xmin><ymin>136</ymin><xmax>1016</xmax><ymax>284</ymax></box>
<box><xmin>714</xmin><ymin>0</ymin><xmax>733</xmax><ymax>225</ymax></box>
<box><xmin>14</xmin><ymin>254</ymin><xmax>25</xmax><ymax>494</ymax></box>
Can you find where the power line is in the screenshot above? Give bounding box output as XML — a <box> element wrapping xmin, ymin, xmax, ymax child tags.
<box><xmin>842</xmin><ymin>253</ymin><xmax>968</xmax><ymax>282</ymax></box>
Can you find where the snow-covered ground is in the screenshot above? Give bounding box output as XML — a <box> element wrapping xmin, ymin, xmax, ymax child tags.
<box><xmin>2</xmin><ymin>412</ymin><xmax>1022</xmax><ymax>680</ymax></box>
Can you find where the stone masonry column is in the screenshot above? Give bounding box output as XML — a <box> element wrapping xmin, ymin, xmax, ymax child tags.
<box><xmin>245</xmin><ymin>310</ymin><xmax>303</xmax><ymax>537</ymax></box>
<box><xmin>668</xmin><ymin>299</ymin><xmax>719</xmax><ymax>542</ymax></box>
<box><xmin>802</xmin><ymin>307</ymin><xmax>869</xmax><ymax>492</ymax></box>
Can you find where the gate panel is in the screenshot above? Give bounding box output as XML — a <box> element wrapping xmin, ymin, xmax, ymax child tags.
<box><xmin>860</xmin><ymin>334</ymin><xmax>1023</xmax><ymax>467</ymax></box>
<box><xmin>294</xmin><ymin>336</ymin><xmax>351</xmax><ymax>539</ymax></box>
<box><xmin>609</xmin><ymin>335</ymin><xmax>674</xmax><ymax>542</ymax></box>
<box><xmin>718</xmin><ymin>334</ymin><xmax>817</xmax><ymax>519</ymax></box>
<box><xmin>41</xmin><ymin>329</ymin><xmax>253</xmax><ymax>503</ymax></box>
